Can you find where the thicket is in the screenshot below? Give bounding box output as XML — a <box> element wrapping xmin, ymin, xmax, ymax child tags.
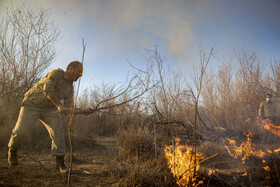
<box><xmin>71</xmin><ymin>48</ymin><xmax>280</xmax><ymax>185</ymax></box>
<box><xmin>75</xmin><ymin>49</ymin><xmax>280</xmax><ymax>137</ymax></box>
<box><xmin>1</xmin><ymin>4</ymin><xmax>280</xmax><ymax>186</ymax></box>
<box><xmin>0</xmin><ymin>5</ymin><xmax>60</xmax><ymax>147</ymax></box>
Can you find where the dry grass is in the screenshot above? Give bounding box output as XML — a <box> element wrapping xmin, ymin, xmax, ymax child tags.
<box><xmin>113</xmin><ymin>123</ymin><xmax>177</xmax><ymax>186</ymax></box>
<box><xmin>103</xmin><ymin>152</ymin><xmax>177</xmax><ymax>187</ymax></box>
<box><xmin>118</xmin><ymin>155</ymin><xmax>177</xmax><ymax>186</ymax></box>
<box><xmin>116</xmin><ymin>124</ymin><xmax>154</xmax><ymax>160</ymax></box>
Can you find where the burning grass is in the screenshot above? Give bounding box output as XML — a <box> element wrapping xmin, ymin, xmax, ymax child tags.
<box><xmin>164</xmin><ymin>138</ymin><xmax>204</xmax><ymax>186</ymax></box>
<box><xmin>258</xmin><ymin>118</ymin><xmax>280</xmax><ymax>137</ymax></box>
<box><xmin>161</xmin><ymin>117</ymin><xmax>280</xmax><ymax>186</ymax></box>
<box><xmin>223</xmin><ymin>132</ymin><xmax>267</xmax><ymax>163</ymax></box>
<box><xmin>218</xmin><ymin>118</ymin><xmax>280</xmax><ymax>186</ymax></box>
<box><xmin>223</xmin><ymin>118</ymin><xmax>280</xmax><ymax>162</ymax></box>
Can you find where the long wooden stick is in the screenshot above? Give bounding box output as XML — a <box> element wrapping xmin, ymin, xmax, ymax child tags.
<box><xmin>67</xmin><ymin>39</ymin><xmax>86</xmax><ymax>187</ymax></box>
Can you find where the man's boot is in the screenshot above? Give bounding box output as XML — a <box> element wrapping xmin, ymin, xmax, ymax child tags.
<box><xmin>56</xmin><ymin>155</ymin><xmax>69</xmax><ymax>174</ymax></box>
<box><xmin>8</xmin><ymin>149</ymin><xmax>18</xmax><ymax>166</ymax></box>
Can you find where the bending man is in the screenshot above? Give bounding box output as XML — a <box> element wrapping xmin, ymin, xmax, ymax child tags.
<box><xmin>8</xmin><ymin>61</ymin><xmax>91</xmax><ymax>173</ymax></box>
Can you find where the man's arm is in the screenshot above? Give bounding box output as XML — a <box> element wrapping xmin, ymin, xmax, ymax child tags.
<box><xmin>46</xmin><ymin>92</ymin><xmax>92</xmax><ymax>115</ymax></box>
<box><xmin>46</xmin><ymin>91</ymin><xmax>68</xmax><ymax>113</ymax></box>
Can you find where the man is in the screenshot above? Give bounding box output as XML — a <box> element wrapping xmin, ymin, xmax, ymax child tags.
<box><xmin>7</xmin><ymin>61</ymin><xmax>92</xmax><ymax>173</ymax></box>
<box><xmin>258</xmin><ymin>93</ymin><xmax>277</xmax><ymax>125</ymax></box>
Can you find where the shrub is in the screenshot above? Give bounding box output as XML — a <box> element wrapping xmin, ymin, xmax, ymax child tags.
<box><xmin>116</xmin><ymin>124</ymin><xmax>154</xmax><ymax>160</ymax></box>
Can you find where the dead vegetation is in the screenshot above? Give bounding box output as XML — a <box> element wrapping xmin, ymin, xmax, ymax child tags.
<box><xmin>0</xmin><ymin>4</ymin><xmax>60</xmax><ymax>147</ymax></box>
<box><xmin>1</xmin><ymin>4</ymin><xmax>280</xmax><ymax>187</ymax></box>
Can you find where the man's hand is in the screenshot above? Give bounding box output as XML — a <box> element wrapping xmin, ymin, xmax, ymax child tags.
<box><xmin>47</xmin><ymin>92</ymin><xmax>63</xmax><ymax>109</ymax></box>
<box><xmin>57</xmin><ymin>106</ymin><xmax>71</xmax><ymax>114</ymax></box>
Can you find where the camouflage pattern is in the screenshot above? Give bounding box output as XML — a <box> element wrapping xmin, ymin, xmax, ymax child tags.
<box><xmin>8</xmin><ymin>69</ymin><xmax>73</xmax><ymax>156</ymax></box>
<box><xmin>259</xmin><ymin>101</ymin><xmax>277</xmax><ymax>124</ymax></box>
<box><xmin>259</xmin><ymin>102</ymin><xmax>276</xmax><ymax>118</ymax></box>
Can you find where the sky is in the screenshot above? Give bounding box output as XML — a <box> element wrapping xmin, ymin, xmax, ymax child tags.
<box><xmin>0</xmin><ymin>0</ymin><xmax>280</xmax><ymax>90</ymax></box>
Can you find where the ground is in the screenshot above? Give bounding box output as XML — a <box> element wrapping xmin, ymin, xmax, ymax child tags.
<box><xmin>1</xmin><ymin>132</ymin><xmax>279</xmax><ymax>186</ymax></box>
<box><xmin>0</xmin><ymin>136</ymin><xmax>118</xmax><ymax>187</ymax></box>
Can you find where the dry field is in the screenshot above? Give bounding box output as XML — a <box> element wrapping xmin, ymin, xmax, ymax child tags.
<box><xmin>0</xmin><ymin>136</ymin><xmax>119</xmax><ymax>187</ymax></box>
<box><xmin>1</xmin><ymin>127</ymin><xmax>280</xmax><ymax>186</ymax></box>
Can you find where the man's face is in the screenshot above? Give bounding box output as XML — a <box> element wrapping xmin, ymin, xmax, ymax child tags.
<box><xmin>70</xmin><ymin>65</ymin><xmax>83</xmax><ymax>82</ymax></box>
<box><xmin>266</xmin><ymin>95</ymin><xmax>271</xmax><ymax>102</ymax></box>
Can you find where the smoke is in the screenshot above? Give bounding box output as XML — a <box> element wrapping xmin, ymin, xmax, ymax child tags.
<box><xmin>11</xmin><ymin>0</ymin><xmax>194</xmax><ymax>63</ymax></box>
<box><xmin>76</xmin><ymin>0</ymin><xmax>195</xmax><ymax>61</ymax></box>
<box><xmin>1</xmin><ymin>0</ymin><xmax>279</xmax><ymax>68</ymax></box>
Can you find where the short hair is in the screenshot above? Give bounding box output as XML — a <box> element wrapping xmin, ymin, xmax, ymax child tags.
<box><xmin>66</xmin><ymin>61</ymin><xmax>82</xmax><ymax>71</ymax></box>
<box><xmin>266</xmin><ymin>93</ymin><xmax>272</xmax><ymax>97</ymax></box>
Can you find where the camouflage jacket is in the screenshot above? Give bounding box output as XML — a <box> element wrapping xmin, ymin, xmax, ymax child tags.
<box><xmin>258</xmin><ymin>101</ymin><xmax>277</xmax><ymax>118</ymax></box>
<box><xmin>23</xmin><ymin>69</ymin><xmax>73</xmax><ymax>108</ymax></box>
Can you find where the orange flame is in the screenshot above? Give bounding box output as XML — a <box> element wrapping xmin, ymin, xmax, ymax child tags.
<box><xmin>267</xmin><ymin>148</ymin><xmax>280</xmax><ymax>154</ymax></box>
<box><xmin>164</xmin><ymin>138</ymin><xmax>204</xmax><ymax>186</ymax></box>
<box><xmin>263</xmin><ymin>165</ymin><xmax>271</xmax><ymax>172</ymax></box>
<box><xmin>224</xmin><ymin>132</ymin><xmax>267</xmax><ymax>163</ymax></box>
<box><xmin>258</xmin><ymin>118</ymin><xmax>280</xmax><ymax>137</ymax></box>
<box><xmin>208</xmin><ymin>169</ymin><xmax>218</xmax><ymax>175</ymax></box>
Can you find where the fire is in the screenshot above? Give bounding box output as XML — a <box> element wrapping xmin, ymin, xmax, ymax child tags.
<box><xmin>224</xmin><ymin>132</ymin><xmax>267</xmax><ymax>163</ymax></box>
<box><xmin>258</xmin><ymin>118</ymin><xmax>280</xmax><ymax>137</ymax></box>
<box><xmin>164</xmin><ymin>138</ymin><xmax>204</xmax><ymax>186</ymax></box>
<box><xmin>208</xmin><ymin>169</ymin><xmax>218</xmax><ymax>175</ymax></box>
<box><xmin>263</xmin><ymin>166</ymin><xmax>271</xmax><ymax>172</ymax></box>
<box><xmin>274</xmin><ymin>148</ymin><xmax>280</xmax><ymax>153</ymax></box>
<box><xmin>267</xmin><ymin>148</ymin><xmax>280</xmax><ymax>154</ymax></box>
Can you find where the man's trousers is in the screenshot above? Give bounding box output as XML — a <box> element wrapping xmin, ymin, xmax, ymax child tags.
<box><xmin>8</xmin><ymin>100</ymin><xmax>66</xmax><ymax>156</ymax></box>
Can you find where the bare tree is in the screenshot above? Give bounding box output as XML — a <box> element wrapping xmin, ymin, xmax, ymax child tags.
<box><xmin>269</xmin><ymin>60</ymin><xmax>280</xmax><ymax>95</ymax></box>
<box><xmin>0</xmin><ymin>4</ymin><xmax>60</xmax><ymax>144</ymax></box>
<box><xmin>201</xmin><ymin>51</ymin><xmax>268</xmax><ymax>131</ymax></box>
<box><xmin>74</xmin><ymin>58</ymin><xmax>154</xmax><ymax>130</ymax></box>
<box><xmin>216</xmin><ymin>62</ymin><xmax>235</xmax><ymax>129</ymax></box>
<box><xmin>190</xmin><ymin>47</ymin><xmax>214</xmax><ymax>172</ymax></box>
<box><xmin>0</xmin><ymin>4</ymin><xmax>60</xmax><ymax>101</ymax></box>
<box><xmin>234</xmin><ymin>51</ymin><xmax>265</xmax><ymax>128</ymax></box>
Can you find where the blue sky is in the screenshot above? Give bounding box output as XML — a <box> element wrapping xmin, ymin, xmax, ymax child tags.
<box><xmin>1</xmin><ymin>0</ymin><xmax>279</xmax><ymax>90</ymax></box>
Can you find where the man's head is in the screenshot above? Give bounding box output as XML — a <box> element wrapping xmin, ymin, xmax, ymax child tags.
<box><xmin>266</xmin><ymin>93</ymin><xmax>272</xmax><ymax>103</ymax></box>
<box><xmin>66</xmin><ymin>61</ymin><xmax>83</xmax><ymax>82</ymax></box>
